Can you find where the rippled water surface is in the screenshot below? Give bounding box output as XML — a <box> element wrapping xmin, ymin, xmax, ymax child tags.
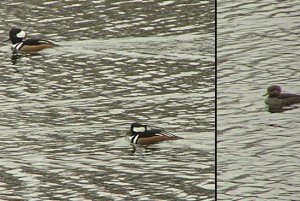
<box><xmin>218</xmin><ymin>0</ymin><xmax>300</xmax><ymax>200</ymax></box>
<box><xmin>0</xmin><ymin>0</ymin><xmax>215</xmax><ymax>200</ymax></box>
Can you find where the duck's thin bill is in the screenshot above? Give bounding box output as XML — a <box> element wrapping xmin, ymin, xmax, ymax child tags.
<box><xmin>263</xmin><ymin>93</ymin><xmax>268</xmax><ymax>96</ymax></box>
<box><xmin>4</xmin><ymin>38</ymin><xmax>10</xmax><ymax>42</ymax></box>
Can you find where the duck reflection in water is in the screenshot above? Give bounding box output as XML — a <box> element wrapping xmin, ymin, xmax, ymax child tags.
<box><xmin>11</xmin><ymin>54</ymin><xmax>22</xmax><ymax>65</ymax></box>
<box><xmin>264</xmin><ymin>85</ymin><xmax>300</xmax><ymax>113</ymax></box>
<box><xmin>10</xmin><ymin>52</ymin><xmax>42</xmax><ymax>65</ymax></box>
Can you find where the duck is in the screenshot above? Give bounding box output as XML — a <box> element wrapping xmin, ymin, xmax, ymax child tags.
<box><xmin>127</xmin><ymin>123</ymin><xmax>182</xmax><ymax>146</ymax></box>
<box><xmin>6</xmin><ymin>27</ymin><xmax>57</xmax><ymax>53</ymax></box>
<box><xmin>264</xmin><ymin>85</ymin><xmax>300</xmax><ymax>106</ymax></box>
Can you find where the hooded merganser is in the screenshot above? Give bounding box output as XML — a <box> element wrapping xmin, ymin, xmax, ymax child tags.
<box><xmin>264</xmin><ymin>85</ymin><xmax>300</xmax><ymax>106</ymax></box>
<box><xmin>127</xmin><ymin>123</ymin><xmax>182</xmax><ymax>145</ymax></box>
<box><xmin>6</xmin><ymin>27</ymin><xmax>56</xmax><ymax>53</ymax></box>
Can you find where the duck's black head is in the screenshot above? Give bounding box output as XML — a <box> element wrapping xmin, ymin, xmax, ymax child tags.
<box><xmin>9</xmin><ymin>27</ymin><xmax>27</xmax><ymax>44</ymax></box>
<box><xmin>265</xmin><ymin>85</ymin><xmax>282</xmax><ymax>97</ymax></box>
<box><xmin>130</xmin><ymin>123</ymin><xmax>147</xmax><ymax>134</ymax></box>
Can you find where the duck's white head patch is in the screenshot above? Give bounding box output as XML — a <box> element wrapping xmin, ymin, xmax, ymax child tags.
<box><xmin>133</xmin><ymin>126</ymin><xmax>146</xmax><ymax>133</ymax></box>
<box><xmin>16</xmin><ymin>30</ymin><xmax>26</xmax><ymax>38</ymax></box>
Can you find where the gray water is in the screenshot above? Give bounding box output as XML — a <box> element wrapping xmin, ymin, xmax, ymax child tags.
<box><xmin>0</xmin><ymin>0</ymin><xmax>215</xmax><ymax>200</ymax></box>
<box><xmin>218</xmin><ymin>0</ymin><xmax>300</xmax><ymax>200</ymax></box>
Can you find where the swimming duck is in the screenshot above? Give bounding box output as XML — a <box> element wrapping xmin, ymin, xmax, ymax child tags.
<box><xmin>6</xmin><ymin>27</ymin><xmax>57</xmax><ymax>53</ymax></box>
<box><xmin>127</xmin><ymin>123</ymin><xmax>182</xmax><ymax>145</ymax></box>
<box><xmin>264</xmin><ymin>85</ymin><xmax>300</xmax><ymax>106</ymax></box>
